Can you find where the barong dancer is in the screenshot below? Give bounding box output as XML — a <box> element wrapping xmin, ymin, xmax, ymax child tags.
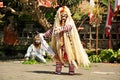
<box><xmin>43</xmin><ymin>6</ymin><xmax>90</xmax><ymax>75</ymax></box>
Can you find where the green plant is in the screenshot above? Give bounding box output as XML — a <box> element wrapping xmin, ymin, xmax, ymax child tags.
<box><xmin>117</xmin><ymin>49</ymin><xmax>120</xmax><ymax>57</ymax></box>
<box><xmin>86</xmin><ymin>49</ymin><xmax>95</xmax><ymax>56</ymax></box>
<box><xmin>0</xmin><ymin>51</ymin><xmax>5</xmax><ymax>55</ymax></box>
<box><xmin>89</xmin><ymin>55</ymin><xmax>102</xmax><ymax>63</ymax></box>
<box><xmin>99</xmin><ymin>49</ymin><xmax>114</xmax><ymax>62</ymax></box>
<box><xmin>22</xmin><ymin>59</ymin><xmax>38</xmax><ymax>64</ymax></box>
<box><xmin>115</xmin><ymin>49</ymin><xmax>120</xmax><ymax>63</ymax></box>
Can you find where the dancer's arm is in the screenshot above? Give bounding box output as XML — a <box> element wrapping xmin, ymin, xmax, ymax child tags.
<box><xmin>54</xmin><ymin>25</ymin><xmax>72</xmax><ymax>34</ymax></box>
<box><xmin>60</xmin><ymin>25</ymin><xmax>72</xmax><ymax>32</ymax></box>
<box><xmin>43</xmin><ymin>27</ymin><xmax>53</xmax><ymax>38</ymax></box>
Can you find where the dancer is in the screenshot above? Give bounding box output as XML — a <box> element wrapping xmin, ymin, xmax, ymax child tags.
<box><xmin>43</xmin><ymin>6</ymin><xmax>90</xmax><ymax>75</ymax></box>
<box><xmin>25</xmin><ymin>34</ymin><xmax>54</xmax><ymax>63</ymax></box>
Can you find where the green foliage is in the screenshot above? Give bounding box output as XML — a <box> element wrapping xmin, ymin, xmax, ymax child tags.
<box><xmin>14</xmin><ymin>46</ymin><xmax>27</xmax><ymax>50</ymax></box>
<box><xmin>73</xmin><ymin>12</ymin><xmax>81</xmax><ymax>20</ymax></box>
<box><xmin>89</xmin><ymin>55</ymin><xmax>102</xmax><ymax>63</ymax></box>
<box><xmin>99</xmin><ymin>49</ymin><xmax>114</xmax><ymax>62</ymax></box>
<box><xmin>115</xmin><ymin>49</ymin><xmax>120</xmax><ymax>63</ymax></box>
<box><xmin>117</xmin><ymin>49</ymin><xmax>120</xmax><ymax>55</ymax></box>
<box><xmin>18</xmin><ymin>14</ymin><xmax>32</xmax><ymax>21</ymax></box>
<box><xmin>101</xmin><ymin>0</ymin><xmax>115</xmax><ymax>9</ymax></box>
<box><xmin>87</xmin><ymin>49</ymin><xmax>102</xmax><ymax>63</ymax></box>
<box><xmin>45</xmin><ymin>11</ymin><xmax>55</xmax><ymax>22</ymax></box>
<box><xmin>88</xmin><ymin>49</ymin><xmax>120</xmax><ymax>63</ymax></box>
<box><xmin>86</xmin><ymin>49</ymin><xmax>95</xmax><ymax>56</ymax></box>
<box><xmin>0</xmin><ymin>51</ymin><xmax>5</xmax><ymax>55</ymax></box>
<box><xmin>73</xmin><ymin>10</ymin><xmax>86</xmax><ymax>20</ymax></box>
<box><xmin>22</xmin><ymin>59</ymin><xmax>38</xmax><ymax>64</ymax></box>
<box><xmin>101</xmin><ymin>0</ymin><xmax>108</xmax><ymax>6</ymax></box>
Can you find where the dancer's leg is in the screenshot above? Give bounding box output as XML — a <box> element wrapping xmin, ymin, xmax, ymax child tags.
<box><xmin>55</xmin><ymin>61</ymin><xmax>62</xmax><ymax>74</ymax></box>
<box><xmin>69</xmin><ymin>63</ymin><xmax>75</xmax><ymax>75</ymax></box>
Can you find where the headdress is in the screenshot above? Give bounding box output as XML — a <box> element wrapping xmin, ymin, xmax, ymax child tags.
<box><xmin>60</xmin><ymin>6</ymin><xmax>66</xmax><ymax>13</ymax></box>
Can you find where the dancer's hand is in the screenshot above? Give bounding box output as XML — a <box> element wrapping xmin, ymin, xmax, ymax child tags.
<box><xmin>49</xmin><ymin>54</ymin><xmax>55</xmax><ymax>59</ymax></box>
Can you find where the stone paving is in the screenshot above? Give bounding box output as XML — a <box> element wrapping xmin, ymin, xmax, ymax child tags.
<box><xmin>0</xmin><ymin>60</ymin><xmax>120</xmax><ymax>80</ymax></box>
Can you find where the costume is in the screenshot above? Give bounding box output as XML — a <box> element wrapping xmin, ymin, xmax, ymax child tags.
<box><xmin>43</xmin><ymin>6</ymin><xmax>90</xmax><ymax>74</ymax></box>
<box><xmin>25</xmin><ymin>44</ymin><xmax>46</xmax><ymax>63</ymax></box>
<box><xmin>25</xmin><ymin>34</ymin><xmax>55</xmax><ymax>63</ymax></box>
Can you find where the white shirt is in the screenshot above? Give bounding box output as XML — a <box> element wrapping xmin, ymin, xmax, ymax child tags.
<box><xmin>25</xmin><ymin>44</ymin><xmax>45</xmax><ymax>57</ymax></box>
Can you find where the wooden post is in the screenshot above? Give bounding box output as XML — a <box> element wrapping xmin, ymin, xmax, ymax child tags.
<box><xmin>108</xmin><ymin>34</ymin><xmax>112</xmax><ymax>49</ymax></box>
<box><xmin>95</xmin><ymin>0</ymin><xmax>99</xmax><ymax>55</ymax></box>
<box><xmin>89</xmin><ymin>26</ymin><xmax>92</xmax><ymax>49</ymax></box>
<box><xmin>96</xmin><ymin>24</ymin><xmax>98</xmax><ymax>55</ymax></box>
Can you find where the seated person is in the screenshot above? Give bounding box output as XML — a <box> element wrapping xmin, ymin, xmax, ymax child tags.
<box><xmin>25</xmin><ymin>34</ymin><xmax>54</xmax><ymax>63</ymax></box>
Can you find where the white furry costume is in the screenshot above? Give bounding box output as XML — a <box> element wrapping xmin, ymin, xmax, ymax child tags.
<box><xmin>51</xmin><ymin>6</ymin><xmax>90</xmax><ymax>68</ymax></box>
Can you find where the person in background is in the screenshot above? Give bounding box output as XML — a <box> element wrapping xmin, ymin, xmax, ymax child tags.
<box><xmin>25</xmin><ymin>34</ymin><xmax>54</xmax><ymax>63</ymax></box>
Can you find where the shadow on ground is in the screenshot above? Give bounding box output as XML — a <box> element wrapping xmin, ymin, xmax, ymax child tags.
<box><xmin>27</xmin><ymin>70</ymin><xmax>83</xmax><ymax>75</ymax></box>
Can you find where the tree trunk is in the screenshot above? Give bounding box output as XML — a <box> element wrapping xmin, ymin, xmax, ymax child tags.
<box><xmin>34</xmin><ymin>2</ymin><xmax>51</xmax><ymax>31</ymax></box>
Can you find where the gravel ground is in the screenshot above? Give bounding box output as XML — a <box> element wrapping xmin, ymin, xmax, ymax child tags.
<box><xmin>0</xmin><ymin>60</ymin><xmax>120</xmax><ymax>80</ymax></box>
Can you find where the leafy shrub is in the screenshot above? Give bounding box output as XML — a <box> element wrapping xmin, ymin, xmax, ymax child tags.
<box><xmin>115</xmin><ymin>49</ymin><xmax>120</xmax><ymax>63</ymax></box>
<box><xmin>89</xmin><ymin>55</ymin><xmax>102</xmax><ymax>63</ymax></box>
<box><xmin>99</xmin><ymin>49</ymin><xmax>114</xmax><ymax>62</ymax></box>
<box><xmin>88</xmin><ymin>49</ymin><xmax>120</xmax><ymax>63</ymax></box>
